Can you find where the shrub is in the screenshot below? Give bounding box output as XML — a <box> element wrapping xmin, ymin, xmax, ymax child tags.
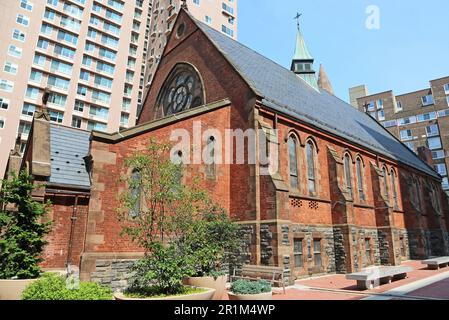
<box><xmin>230</xmin><ymin>280</ymin><xmax>272</xmax><ymax>295</ymax></box>
<box><xmin>0</xmin><ymin>171</ymin><xmax>51</xmax><ymax>279</ymax></box>
<box><xmin>22</xmin><ymin>273</ymin><xmax>113</xmax><ymax>300</ymax></box>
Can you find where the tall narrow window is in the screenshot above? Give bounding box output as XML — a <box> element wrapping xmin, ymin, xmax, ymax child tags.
<box><xmin>415</xmin><ymin>179</ymin><xmax>422</xmax><ymax>211</ymax></box>
<box><xmin>344</xmin><ymin>154</ymin><xmax>353</xmax><ymax>197</ymax></box>
<box><xmin>205</xmin><ymin>136</ymin><xmax>216</xmax><ymax>179</ymax></box>
<box><xmin>306</xmin><ymin>142</ymin><xmax>316</xmax><ymax>194</ymax></box>
<box><xmin>356</xmin><ymin>158</ymin><xmax>365</xmax><ymax>201</ymax></box>
<box><xmin>288</xmin><ymin>136</ymin><xmax>299</xmax><ymax>190</ymax></box>
<box><xmin>293</xmin><ymin>239</ymin><xmax>303</xmax><ymax>268</ymax></box>
<box><xmin>130</xmin><ymin>170</ymin><xmax>141</xmax><ymax>218</ymax></box>
<box><xmin>313</xmin><ymin>239</ymin><xmax>322</xmax><ymax>267</ymax></box>
<box><xmin>391</xmin><ymin>170</ymin><xmax>399</xmax><ymax>209</ymax></box>
<box><xmin>383</xmin><ymin>167</ymin><xmax>389</xmax><ymax>197</ymax></box>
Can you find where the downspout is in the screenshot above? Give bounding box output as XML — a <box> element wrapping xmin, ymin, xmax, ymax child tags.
<box><xmin>66</xmin><ymin>195</ymin><xmax>79</xmax><ymax>267</ymax></box>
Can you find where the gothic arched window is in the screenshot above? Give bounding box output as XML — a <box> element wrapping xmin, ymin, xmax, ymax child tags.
<box><xmin>288</xmin><ymin>135</ymin><xmax>299</xmax><ymax>190</ymax></box>
<box><xmin>391</xmin><ymin>169</ymin><xmax>399</xmax><ymax>208</ymax></box>
<box><xmin>382</xmin><ymin>167</ymin><xmax>389</xmax><ymax>197</ymax></box>
<box><xmin>344</xmin><ymin>154</ymin><xmax>353</xmax><ymax>197</ymax></box>
<box><xmin>130</xmin><ymin>170</ymin><xmax>142</xmax><ymax>218</ymax></box>
<box><xmin>156</xmin><ymin>63</ymin><xmax>204</xmax><ymax>117</ymax></box>
<box><xmin>356</xmin><ymin>158</ymin><xmax>365</xmax><ymax>201</ymax></box>
<box><xmin>306</xmin><ymin>141</ymin><xmax>316</xmax><ymax>194</ymax></box>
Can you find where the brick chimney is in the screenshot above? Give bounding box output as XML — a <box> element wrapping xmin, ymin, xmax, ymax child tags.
<box><xmin>417</xmin><ymin>146</ymin><xmax>433</xmax><ymax>167</ymax></box>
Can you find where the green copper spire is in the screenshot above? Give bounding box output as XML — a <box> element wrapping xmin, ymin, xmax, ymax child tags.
<box><xmin>293</xmin><ymin>27</ymin><xmax>313</xmax><ymax>60</ymax></box>
<box><xmin>291</xmin><ymin>13</ymin><xmax>318</xmax><ymax>91</ymax></box>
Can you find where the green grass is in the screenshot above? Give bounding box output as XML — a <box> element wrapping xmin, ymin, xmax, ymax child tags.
<box><xmin>124</xmin><ymin>286</ymin><xmax>208</xmax><ymax>299</ymax></box>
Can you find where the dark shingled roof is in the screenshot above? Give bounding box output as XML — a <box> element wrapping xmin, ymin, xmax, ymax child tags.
<box><xmin>49</xmin><ymin>124</ymin><xmax>91</xmax><ymax>188</ymax></box>
<box><xmin>195</xmin><ymin>19</ymin><xmax>439</xmax><ymax>179</ymax></box>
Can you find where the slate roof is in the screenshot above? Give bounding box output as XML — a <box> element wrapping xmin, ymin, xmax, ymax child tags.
<box><xmin>195</xmin><ymin>19</ymin><xmax>439</xmax><ymax>179</ymax></box>
<box><xmin>49</xmin><ymin>124</ymin><xmax>91</xmax><ymax>188</ymax></box>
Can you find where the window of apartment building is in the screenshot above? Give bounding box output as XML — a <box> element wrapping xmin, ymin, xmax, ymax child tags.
<box><xmin>126</xmin><ymin>70</ymin><xmax>134</xmax><ymax>82</ymax></box>
<box><xmin>127</xmin><ymin>57</ymin><xmax>136</xmax><ymax>68</ymax></box>
<box><xmin>313</xmin><ymin>240</ymin><xmax>322</xmax><ymax>267</ymax></box>
<box><xmin>365</xmin><ymin>101</ymin><xmax>375</xmax><ymax>112</ymax></box>
<box><xmin>22</xmin><ymin>103</ymin><xmax>35</xmax><ymax>116</ymax></box>
<box><xmin>107</xmin><ymin>0</ymin><xmax>124</xmax><ymax>11</ymax></box>
<box><xmin>438</xmin><ymin>109</ymin><xmax>449</xmax><ymax>118</ymax></box>
<box><xmin>85</xmin><ymin>43</ymin><xmax>95</xmax><ymax>52</ymax></box>
<box><xmin>193</xmin><ymin>0</ymin><xmax>200</xmax><ymax>5</ymax></box>
<box><xmin>135</xmin><ymin>0</ymin><xmax>143</xmax><ymax>8</ymax></box>
<box><xmin>92</xmin><ymin>89</ymin><xmax>110</xmax><ymax>104</ymax></box>
<box><xmin>422</xmin><ymin>94</ymin><xmax>434</xmax><ymax>106</ymax></box>
<box><xmin>443</xmin><ymin>178</ymin><xmax>449</xmax><ymax>190</ymax></box>
<box><xmin>57</xmin><ymin>30</ymin><xmax>78</xmax><ymax>45</ymax></box>
<box><xmin>92</xmin><ymin>3</ymin><xmax>101</xmax><ymax>13</ymax></box>
<box><xmin>365</xmin><ymin>239</ymin><xmax>372</xmax><ymax>266</ymax></box>
<box><xmin>37</xmin><ymin>39</ymin><xmax>49</xmax><ymax>50</ymax></box>
<box><xmin>4</xmin><ymin>62</ymin><xmax>18</xmax><ymax>75</ymax></box>
<box><xmin>80</xmin><ymin>70</ymin><xmax>90</xmax><ymax>81</ymax></box>
<box><xmin>48</xmin><ymin>92</ymin><xmax>66</xmax><ymax>106</ymax></box>
<box><xmin>205</xmin><ymin>16</ymin><xmax>212</xmax><ymax>24</ymax></box>
<box><xmin>221</xmin><ymin>25</ymin><xmax>234</xmax><ymax>37</ymax></box>
<box><xmin>0</xmin><ymin>80</ymin><xmax>14</xmax><ymax>92</ymax></box>
<box><xmin>72</xmin><ymin>116</ymin><xmax>82</xmax><ymax>128</ymax></box>
<box><xmin>426</xmin><ymin>124</ymin><xmax>440</xmax><ymax>137</ymax></box>
<box><xmin>104</xmin><ymin>21</ymin><xmax>121</xmax><ymax>36</ymax></box>
<box><xmin>87</xmin><ymin>121</ymin><xmax>107</xmax><ymax>132</ymax></box>
<box><xmin>428</xmin><ymin>137</ymin><xmax>442</xmax><ymax>150</ymax></box>
<box><xmin>60</xmin><ymin>16</ymin><xmax>81</xmax><ymax>32</ymax></box>
<box><xmin>49</xmin><ymin>110</ymin><xmax>64</xmax><ymax>123</ymax></box>
<box><xmin>54</xmin><ymin>44</ymin><xmax>75</xmax><ymax>59</ymax></box>
<box><xmin>378</xmin><ymin>110</ymin><xmax>385</xmax><ymax>121</ymax></box>
<box><xmin>16</xmin><ymin>14</ymin><xmax>30</xmax><ymax>26</ymax></box>
<box><xmin>395</xmin><ymin>100</ymin><xmax>403</xmax><ymax>112</ymax></box>
<box><xmin>444</xmin><ymin>83</ymin><xmax>449</xmax><ymax>95</ymax></box>
<box><xmin>0</xmin><ymin>118</ymin><xmax>4</xmax><ymax>129</ymax></box>
<box><xmin>51</xmin><ymin>60</ymin><xmax>72</xmax><ymax>75</ymax></box>
<box><xmin>376</xmin><ymin>99</ymin><xmax>384</xmax><ymax>110</ymax></box>
<box><xmin>0</xmin><ymin>98</ymin><xmax>9</xmax><ymax>110</ymax></box>
<box><xmin>97</xmin><ymin>61</ymin><xmax>115</xmax><ymax>75</ymax></box>
<box><xmin>99</xmin><ymin>48</ymin><xmax>116</xmax><ymax>61</ymax></box>
<box><xmin>47</xmin><ymin>0</ymin><xmax>58</xmax><ymax>7</ymax></box>
<box><xmin>77</xmin><ymin>85</ymin><xmax>88</xmax><ymax>96</ymax></box>
<box><xmin>87</xmin><ymin>28</ymin><xmax>97</xmax><ymax>39</ymax></box>
<box><xmin>105</xmin><ymin>9</ymin><xmax>122</xmax><ymax>24</ymax></box>
<box><xmin>47</xmin><ymin>75</ymin><xmax>69</xmax><ymax>90</ymax></box>
<box><xmin>12</xmin><ymin>29</ymin><xmax>26</xmax><ymax>42</ymax></box>
<box><xmin>40</xmin><ymin>23</ymin><xmax>53</xmax><ymax>36</ymax></box>
<box><xmin>382</xmin><ymin>120</ymin><xmax>397</xmax><ymax>128</ymax></box>
<box><xmin>20</xmin><ymin>0</ymin><xmax>33</xmax><ymax>11</ymax></box>
<box><xmin>63</xmin><ymin>3</ymin><xmax>83</xmax><ymax>19</ymax></box>
<box><xmin>82</xmin><ymin>56</ymin><xmax>92</xmax><ymax>67</ymax></box>
<box><xmin>417</xmin><ymin>112</ymin><xmax>437</xmax><ymax>122</ymax></box>
<box><xmin>446</xmin><ymin>96</ymin><xmax>449</xmax><ymax>107</ymax></box>
<box><xmin>398</xmin><ymin>116</ymin><xmax>417</xmax><ymax>126</ymax></box>
<box><xmin>19</xmin><ymin>121</ymin><xmax>31</xmax><ymax>135</ymax></box>
<box><xmin>26</xmin><ymin>86</ymin><xmax>39</xmax><ymax>100</ymax></box>
<box><xmin>8</xmin><ymin>45</ymin><xmax>22</xmax><ymax>58</ymax></box>
<box><xmin>90</xmin><ymin>16</ymin><xmax>100</xmax><ymax>26</ymax></box>
<box><xmin>122</xmin><ymin>98</ymin><xmax>131</xmax><ymax>111</ymax></box>
<box><xmin>29</xmin><ymin>70</ymin><xmax>42</xmax><ymax>83</ymax></box>
<box><xmin>400</xmin><ymin>129</ymin><xmax>412</xmax><ymax>141</ymax></box>
<box><xmin>435</xmin><ymin>164</ymin><xmax>447</xmax><ymax>176</ymax></box>
<box><xmin>120</xmin><ymin>113</ymin><xmax>129</xmax><ymax>126</ymax></box>
<box><xmin>94</xmin><ymin>75</ymin><xmax>112</xmax><ymax>89</ymax></box>
<box><xmin>432</xmin><ymin>150</ymin><xmax>445</xmax><ymax>160</ymax></box>
<box><xmin>294</xmin><ymin>239</ymin><xmax>303</xmax><ymax>268</ymax></box>
<box><xmin>74</xmin><ymin>101</ymin><xmax>84</xmax><ymax>112</ymax></box>
<box><xmin>44</xmin><ymin>9</ymin><xmax>55</xmax><ymax>21</ymax></box>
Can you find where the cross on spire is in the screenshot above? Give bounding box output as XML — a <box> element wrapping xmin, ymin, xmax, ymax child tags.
<box><xmin>294</xmin><ymin>12</ymin><xmax>302</xmax><ymax>30</ymax></box>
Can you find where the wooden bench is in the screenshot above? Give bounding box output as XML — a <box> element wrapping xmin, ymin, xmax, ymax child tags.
<box><xmin>422</xmin><ymin>257</ymin><xmax>449</xmax><ymax>270</ymax></box>
<box><xmin>231</xmin><ymin>265</ymin><xmax>290</xmax><ymax>294</ymax></box>
<box><xmin>346</xmin><ymin>266</ymin><xmax>413</xmax><ymax>290</ymax></box>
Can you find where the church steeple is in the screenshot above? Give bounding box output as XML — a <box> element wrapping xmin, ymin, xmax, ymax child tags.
<box><xmin>291</xmin><ymin>14</ymin><xmax>318</xmax><ymax>90</ymax></box>
<box><xmin>318</xmin><ymin>64</ymin><xmax>334</xmax><ymax>95</ymax></box>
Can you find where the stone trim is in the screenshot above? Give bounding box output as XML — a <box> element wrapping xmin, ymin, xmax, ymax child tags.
<box><xmin>92</xmin><ymin>98</ymin><xmax>231</xmax><ymax>143</ymax></box>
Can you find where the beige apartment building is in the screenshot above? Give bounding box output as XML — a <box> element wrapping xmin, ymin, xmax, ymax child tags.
<box><xmin>351</xmin><ymin>76</ymin><xmax>449</xmax><ymax>193</ymax></box>
<box><xmin>0</xmin><ymin>0</ymin><xmax>154</xmax><ymax>178</ymax></box>
<box><xmin>141</xmin><ymin>0</ymin><xmax>238</xmax><ymax>109</ymax></box>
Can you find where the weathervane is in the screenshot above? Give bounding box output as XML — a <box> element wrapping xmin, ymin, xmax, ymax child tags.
<box><xmin>294</xmin><ymin>12</ymin><xmax>302</xmax><ymax>30</ymax></box>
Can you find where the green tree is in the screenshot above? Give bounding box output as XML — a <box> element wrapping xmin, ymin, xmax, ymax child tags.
<box><xmin>0</xmin><ymin>171</ymin><xmax>51</xmax><ymax>279</ymax></box>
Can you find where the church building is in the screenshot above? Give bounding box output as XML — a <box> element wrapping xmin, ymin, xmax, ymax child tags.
<box><xmin>6</xmin><ymin>8</ymin><xmax>449</xmax><ymax>287</ymax></box>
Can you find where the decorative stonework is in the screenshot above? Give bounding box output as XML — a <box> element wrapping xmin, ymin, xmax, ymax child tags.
<box><xmin>260</xmin><ymin>224</ymin><xmax>274</xmax><ymax>265</ymax></box>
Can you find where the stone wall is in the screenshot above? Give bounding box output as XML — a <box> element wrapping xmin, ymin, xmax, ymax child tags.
<box><xmin>90</xmin><ymin>259</ymin><xmax>136</xmax><ymax>292</ymax></box>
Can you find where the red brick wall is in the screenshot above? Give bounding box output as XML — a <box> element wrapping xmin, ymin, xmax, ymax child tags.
<box><xmin>41</xmin><ymin>196</ymin><xmax>88</xmax><ymax>269</ymax></box>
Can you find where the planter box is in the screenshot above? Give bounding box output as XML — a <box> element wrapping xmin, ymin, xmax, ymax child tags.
<box><xmin>0</xmin><ymin>279</ymin><xmax>37</xmax><ymax>300</ymax></box>
<box><xmin>228</xmin><ymin>291</ymin><xmax>273</xmax><ymax>301</ymax></box>
<box><xmin>183</xmin><ymin>275</ymin><xmax>227</xmax><ymax>300</ymax></box>
<box><xmin>114</xmin><ymin>287</ymin><xmax>216</xmax><ymax>301</ymax></box>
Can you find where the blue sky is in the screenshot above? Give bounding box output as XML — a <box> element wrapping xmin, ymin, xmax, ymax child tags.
<box><xmin>237</xmin><ymin>0</ymin><xmax>449</xmax><ymax>102</ymax></box>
